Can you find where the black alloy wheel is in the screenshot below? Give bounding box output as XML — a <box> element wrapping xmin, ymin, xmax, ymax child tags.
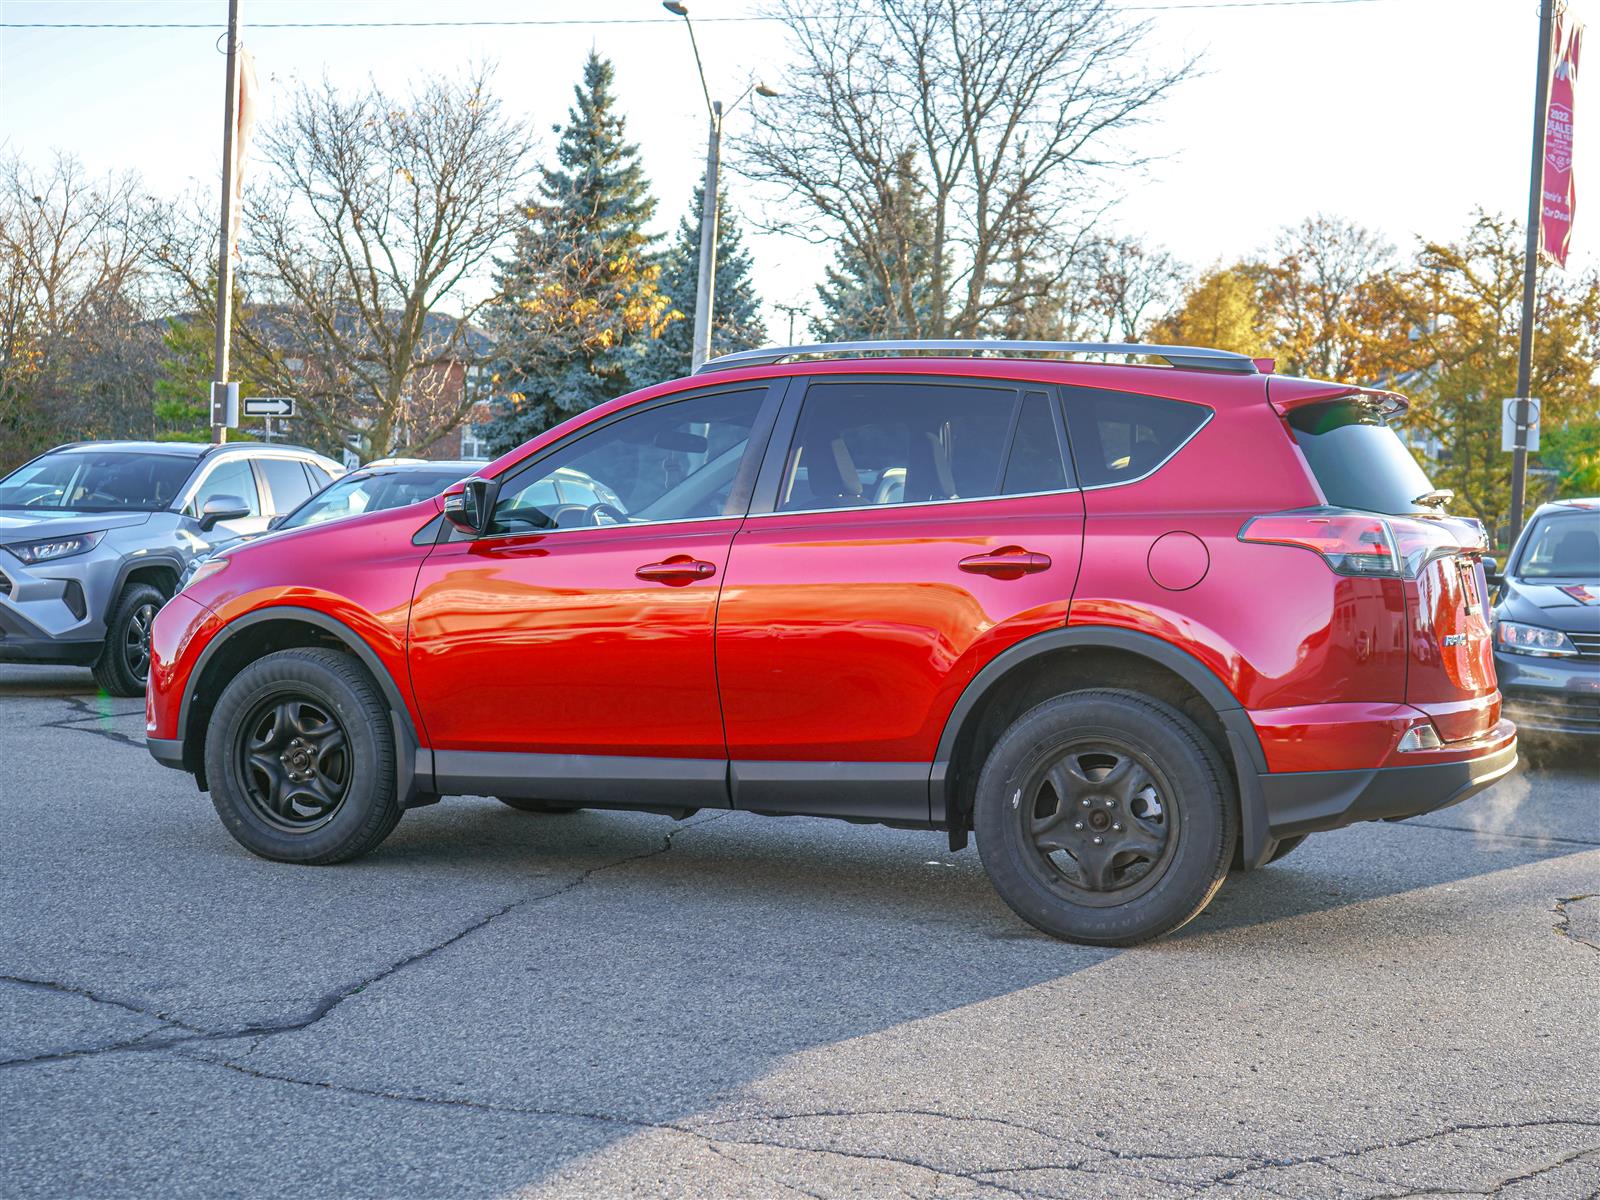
<box><xmin>206</xmin><ymin>647</ymin><xmax>403</xmax><ymax>864</ymax></box>
<box><xmin>974</xmin><ymin>690</ymin><xmax>1236</xmax><ymax>946</ymax></box>
<box><xmin>93</xmin><ymin>581</ymin><xmax>167</xmax><ymax>696</ymax></box>
<box><xmin>1019</xmin><ymin>740</ymin><xmax>1178</xmax><ymax>907</ymax></box>
<box><xmin>124</xmin><ymin>599</ymin><xmax>158</xmax><ymax>682</ymax></box>
<box><xmin>238</xmin><ymin>694</ymin><xmax>352</xmax><ymax>831</ymax></box>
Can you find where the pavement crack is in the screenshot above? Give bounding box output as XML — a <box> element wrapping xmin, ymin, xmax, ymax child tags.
<box><xmin>0</xmin><ymin>813</ymin><xmax>725</xmax><ymax>1072</ymax></box>
<box><xmin>1554</xmin><ymin>893</ymin><xmax>1600</xmax><ymax>953</ymax></box>
<box><xmin>1394</xmin><ymin>820</ymin><xmax>1600</xmax><ymax>848</ymax></box>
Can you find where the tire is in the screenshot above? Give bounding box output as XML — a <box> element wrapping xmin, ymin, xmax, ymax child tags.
<box><xmin>205</xmin><ymin>647</ymin><xmax>402</xmax><ymax>864</ymax></box>
<box><xmin>496</xmin><ymin>797</ymin><xmax>580</xmax><ymax>815</ymax></box>
<box><xmin>92</xmin><ymin>582</ymin><xmax>165</xmax><ymax>697</ymax></box>
<box><xmin>974</xmin><ymin>690</ymin><xmax>1237</xmax><ymax>946</ymax></box>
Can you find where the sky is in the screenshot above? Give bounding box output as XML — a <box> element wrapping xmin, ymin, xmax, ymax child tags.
<box><xmin>1</xmin><ymin>0</ymin><xmax>1596</xmax><ymax>341</ymax></box>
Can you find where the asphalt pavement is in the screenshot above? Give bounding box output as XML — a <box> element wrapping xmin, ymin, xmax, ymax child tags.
<box><xmin>1</xmin><ymin>661</ymin><xmax>1596</xmax><ymax>1199</ymax></box>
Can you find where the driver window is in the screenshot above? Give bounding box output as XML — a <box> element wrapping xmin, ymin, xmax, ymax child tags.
<box><xmin>189</xmin><ymin>459</ymin><xmax>262</xmax><ymax>518</ymax></box>
<box><xmin>490</xmin><ymin>388</ymin><xmax>765</xmax><ymax>534</ymax></box>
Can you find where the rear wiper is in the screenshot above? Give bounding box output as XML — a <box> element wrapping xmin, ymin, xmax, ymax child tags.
<box><xmin>1412</xmin><ymin>489</ymin><xmax>1454</xmax><ymax>509</ymax></box>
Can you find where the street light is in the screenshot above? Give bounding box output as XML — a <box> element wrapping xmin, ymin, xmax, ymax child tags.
<box><xmin>663</xmin><ymin>1</ymin><xmax>778</xmax><ymax>371</ymax></box>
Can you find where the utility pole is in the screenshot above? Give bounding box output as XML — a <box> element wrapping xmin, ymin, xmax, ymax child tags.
<box><xmin>212</xmin><ymin>0</ymin><xmax>243</xmax><ymax>446</ymax></box>
<box><xmin>693</xmin><ymin>101</ymin><xmax>723</xmax><ymax>373</ymax></box>
<box><xmin>1509</xmin><ymin>0</ymin><xmax>1556</xmax><ymax>545</ymax></box>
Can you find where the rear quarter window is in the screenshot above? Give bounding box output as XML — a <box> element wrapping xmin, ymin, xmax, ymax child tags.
<box><xmin>1061</xmin><ymin>388</ymin><xmax>1210</xmax><ymax>487</ymax></box>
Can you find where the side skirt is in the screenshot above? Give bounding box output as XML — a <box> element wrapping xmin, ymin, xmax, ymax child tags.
<box><xmin>730</xmin><ymin>760</ymin><xmax>934</xmax><ymax>828</ymax></box>
<box><xmin>432</xmin><ymin>751</ymin><xmax>731</xmax><ymax>810</ymax></box>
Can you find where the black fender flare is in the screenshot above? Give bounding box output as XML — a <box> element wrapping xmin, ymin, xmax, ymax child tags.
<box><xmin>178</xmin><ymin>605</ymin><xmax>429</xmax><ymax>807</ymax></box>
<box><xmin>111</xmin><ymin>552</ymin><xmax>186</xmax><ymax>613</ymax></box>
<box><xmin>930</xmin><ymin>625</ymin><xmax>1276</xmax><ymax>869</ymax></box>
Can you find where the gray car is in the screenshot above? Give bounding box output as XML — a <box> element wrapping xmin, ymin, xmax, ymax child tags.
<box><xmin>0</xmin><ymin>440</ymin><xmax>343</xmax><ymax>695</ymax></box>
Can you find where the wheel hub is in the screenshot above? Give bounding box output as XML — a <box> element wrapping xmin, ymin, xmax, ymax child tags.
<box><xmin>1023</xmin><ymin>744</ymin><xmax>1176</xmax><ymax>899</ymax></box>
<box><xmin>281</xmin><ymin>737</ymin><xmax>318</xmax><ymax>782</ymax></box>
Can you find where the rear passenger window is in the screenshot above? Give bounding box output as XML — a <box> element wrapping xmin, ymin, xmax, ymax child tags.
<box><xmin>1003</xmin><ymin>393</ymin><xmax>1069</xmax><ymax>495</ymax></box>
<box><xmin>256</xmin><ymin>458</ymin><xmax>315</xmax><ymax>514</ymax></box>
<box><xmin>1062</xmin><ymin>388</ymin><xmax>1209</xmax><ymax>487</ymax></box>
<box><xmin>780</xmin><ymin>381</ymin><xmax>1069</xmax><ymax>511</ymax></box>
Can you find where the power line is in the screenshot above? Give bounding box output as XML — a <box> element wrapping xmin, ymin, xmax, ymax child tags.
<box><xmin>0</xmin><ymin>0</ymin><xmax>1424</xmax><ymax>29</ymax></box>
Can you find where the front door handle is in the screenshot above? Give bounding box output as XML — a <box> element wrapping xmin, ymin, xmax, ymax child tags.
<box><xmin>958</xmin><ymin>547</ymin><xmax>1052</xmax><ymax>578</ymax></box>
<box><xmin>635</xmin><ymin>556</ymin><xmax>717</xmax><ymax>585</ymax></box>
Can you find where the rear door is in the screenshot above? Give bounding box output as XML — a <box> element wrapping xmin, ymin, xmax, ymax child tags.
<box><xmin>1285</xmin><ymin>397</ymin><xmax>1497</xmax><ymax>740</ymax></box>
<box><xmin>714</xmin><ymin>376</ymin><xmax>1084</xmax><ymax>819</ymax></box>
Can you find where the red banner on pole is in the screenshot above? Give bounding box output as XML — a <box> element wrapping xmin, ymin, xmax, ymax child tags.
<box><xmin>1540</xmin><ymin>14</ymin><xmax>1582</xmax><ymax>268</ymax></box>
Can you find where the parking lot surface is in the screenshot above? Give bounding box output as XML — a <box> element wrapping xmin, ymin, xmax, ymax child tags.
<box><xmin>1</xmin><ymin>662</ymin><xmax>1596</xmax><ymax>1199</ymax></box>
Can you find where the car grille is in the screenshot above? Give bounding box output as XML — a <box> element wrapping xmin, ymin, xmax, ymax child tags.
<box><xmin>1568</xmin><ymin>631</ymin><xmax>1600</xmax><ymax>661</ymax></box>
<box><xmin>1503</xmin><ymin>691</ymin><xmax>1600</xmax><ymax>733</ymax></box>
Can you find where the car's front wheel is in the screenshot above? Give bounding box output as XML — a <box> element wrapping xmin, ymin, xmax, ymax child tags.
<box><xmin>205</xmin><ymin>648</ymin><xmax>402</xmax><ymax>863</ymax></box>
<box><xmin>92</xmin><ymin>582</ymin><xmax>165</xmax><ymax>697</ymax></box>
<box><xmin>974</xmin><ymin>690</ymin><xmax>1236</xmax><ymax>946</ymax></box>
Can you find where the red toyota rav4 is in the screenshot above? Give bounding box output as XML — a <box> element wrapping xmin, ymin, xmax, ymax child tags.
<box><xmin>146</xmin><ymin>340</ymin><xmax>1516</xmax><ymax>945</ymax></box>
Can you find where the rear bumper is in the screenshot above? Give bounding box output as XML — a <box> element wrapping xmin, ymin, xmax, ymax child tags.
<box><xmin>1260</xmin><ymin>735</ymin><xmax>1518</xmax><ymax>838</ymax></box>
<box><xmin>147</xmin><ymin>736</ymin><xmax>186</xmax><ymax>770</ymax></box>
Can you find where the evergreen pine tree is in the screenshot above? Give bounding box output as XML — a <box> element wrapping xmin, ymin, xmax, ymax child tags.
<box><xmin>643</xmin><ymin>184</ymin><xmax>768</xmax><ymax>378</ymax></box>
<box><xmin>484</xmin><ymin>52</ymin><xmax>671</xmax><ymax>452</ymax></box>
<box><xmin>812</xmin><ymin>152</ymin><xmax>935</xmax><ymax>340</ymax></box>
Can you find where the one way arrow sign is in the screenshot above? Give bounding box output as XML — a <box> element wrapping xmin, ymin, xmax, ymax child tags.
<box><xmin>242</xmin><ymin>396</ymin><xmax>296</xmax><ymax>418</ymax></box>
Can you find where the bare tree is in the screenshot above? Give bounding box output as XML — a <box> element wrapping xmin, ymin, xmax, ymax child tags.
<box><xmin>1258</xmin><ymin>215</ymin><xmax>1395</xmax><ymax>379</ymax></box>
<box><xmin>1079</xmin><ymin>235</ymin><xmax>1188</xmax><ymax>342</ymax></box>
<box><xmin>0</xmin><ymin>154</ymin><xmax>165</xmax><ymax>467</ymax></box>
<box><xmin>742</xmin><ymin>0</ymin><xmax>1194</xmax><ymax>339</ymax></box>
<box><xmin>146</xmin><ymin>68</ymin><xmax>530</xmax><ymax>459</ymax></box>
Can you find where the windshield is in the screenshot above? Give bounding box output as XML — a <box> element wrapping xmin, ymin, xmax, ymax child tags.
<box><xmin>1513</xmin><ymin>511</ymin><xmax>1600</xmax><ymax>580</ymax></box>
<box><xmin>281</xmin><ymin>466</ymin><xmax>471</xmax><ymax>530</ymax></box>
<box><xmin>1287</xmin><ymin>399</ymin><xmax>1436</xmax><ymax>515</ymax></box>
<box><xmin>0</xmin><ymin>450</ymin><xmax>195</xmax><ymax>512</ymax></box>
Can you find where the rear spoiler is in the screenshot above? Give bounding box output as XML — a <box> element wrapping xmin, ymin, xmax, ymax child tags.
<box><xmin>1267</xmin><ymin>378</ymin><xmax>1409</xmax><ymax>419</ymax></box>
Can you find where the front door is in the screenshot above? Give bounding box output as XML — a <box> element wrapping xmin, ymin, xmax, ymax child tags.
<box><xmin>409</xmin><ymin>384</ymin><xmax>777</xmax><ymax>801</ymax></box>
<box><xmin>714</xmin><ymin>377</ymin><xmax>1086</xmax><ymax>821</ymax></box>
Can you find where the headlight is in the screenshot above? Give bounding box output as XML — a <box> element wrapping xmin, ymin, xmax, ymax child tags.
<box><xmin>1495</xmin><ymin>620</ymin><xmax>1577</xmax><ymax>657</ymax></box>
<box><xmin>180</xmin><ymin>557</ymin><xmax>230</xmax><ymax>592</ymax></box>
<box><xmin>3</xmin><ymin>530</ymin><xmax>105</xmax><ymax>564</ymax></box>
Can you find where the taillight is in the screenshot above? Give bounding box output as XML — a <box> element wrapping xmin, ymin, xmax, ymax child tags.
<box><xmin>1238</xmin><ymin>512</ymin><xmax>1401</xmax><ymax>577</ymax></box>
<box><xmin>1240</xmin><ymin>509</ymin><xmax>1483</xmax><ymax>579</ymax></box>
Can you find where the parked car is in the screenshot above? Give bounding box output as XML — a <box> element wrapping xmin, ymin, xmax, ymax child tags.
<box><xmin>0</xmin><ymin>440</ymin><xmax>341</xmax><ymax>695</ymax></box>
<box><xmin>1488</xmin><ymin>498</ymin><xmax>1600</xmax><ymax>741</ymax></box>
<box><xmin>178</xmin><ymin>460</ymin><xmax>481</xmax><ymax>590</ymax></box>
<box><xmin>147</xmin><ymin>340</ymin><xmax>1516</xmax><ymax>945</ymax></box>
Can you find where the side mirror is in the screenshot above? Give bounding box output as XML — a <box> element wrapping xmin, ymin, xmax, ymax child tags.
<box><xmin>1483</xmin><ymin>557</ymin><xmax>1501</xmax><ymax>584</ymax></box>
<box><xmin>442</xmin><ymin>476</ymin><xmax>499</xmax><ymax>536</ymax></box>
<box><xmin>198</xmin><ymin>494</ymin><xmax>251</xmax><ymax>532</ymax></box>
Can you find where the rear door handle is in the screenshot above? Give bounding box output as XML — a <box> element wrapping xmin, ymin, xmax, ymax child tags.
<box><xmin>635</xmin><ymin>556</ymin><xmax>717</xmax><ymax>585</ymax></box>
<box><xmin>958</xmin><ymin>547</ymin><xmax>1052</xmax><ymax>577</ymax></box>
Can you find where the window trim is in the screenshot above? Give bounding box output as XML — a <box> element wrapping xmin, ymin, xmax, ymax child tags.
<box><xmin>458</xmin><ymin>380</ymin><xmax>786</xmax><ymax>544</ymax></box>
<box><xmin>176</xmin><ymin>453</ymin><xmax>265</xmax><ymax>519</ymax></box>
<box><xmin>1055</xmin><ymin>383</ymin><xmax>1215</xmax><ymax>492</ymax></box>
<box><xmin>746</xmin><ymin>374</ymin><xmax>1080</xmax><ymax>519</ymax></box>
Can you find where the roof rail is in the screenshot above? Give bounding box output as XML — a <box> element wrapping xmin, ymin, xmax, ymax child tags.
<box><xmin>696</xmin><ymin>339</ymin><xmax>1260</xmax><ymax>376</ymax></box>
<box><xmin>203</xmin><ymin>441</ymin><xmax>330</xmax><ymax>458</ymax></box>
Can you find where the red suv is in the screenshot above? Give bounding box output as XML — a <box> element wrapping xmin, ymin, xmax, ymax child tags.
<box><xmin>146</xmin><ymin>341</ymin><xmax>1516</xmax><ymax>945</ymax></box>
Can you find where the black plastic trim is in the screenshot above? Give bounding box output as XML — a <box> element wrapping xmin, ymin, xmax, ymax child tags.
<box><xmin>929</xmin><ymin>624</ymin><xmax>1271</xmax><ymax>849</ymax></box>
<box><xmin>173</xmin><ymin>605</ymin><xmax>423</xmax><ymax>804</ymax></box>
<box><xmin>147</xmin><ymin>735</ymin><xmax>185</xmax><ymax>770</ymax></box>
<box><xmin>730</xmin><ymin>760</ymin><xmax>932</xmax><ymax>825</ymax></box>
<box><xmin>433</xmin><ymin>750</ymin><xmax>730</xmax><ymax>808</ymax></box>
<box><xmin>0</xmin><ymin>637</ymin><xmax>102</xmax><ymax>665</ymax></box>
<box><xmin>112</xmin><ymin>552</ymin><xmax>186</xmax><ymax>612</ymax></box>
<box><xmin>1259</xmin><ymin>741</ymin><xmax>1518</xmax><ymax>837</ymax></box>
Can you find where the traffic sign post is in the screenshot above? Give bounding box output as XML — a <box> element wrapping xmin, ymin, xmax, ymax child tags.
<box><xmin>242</xmin><ymin>396</ymin><xmax>295</xmax><ymax>419</ymax></box>
<box><xmin>1502</xmin><ymin>397</ymin><xmax>1541</xmax><ymax>453</ymax></box>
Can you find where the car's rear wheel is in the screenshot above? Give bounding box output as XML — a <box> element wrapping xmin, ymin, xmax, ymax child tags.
<box><xmin>496</xmin><ymin>797</ymin><xmax>581</xmax><ymax>815</ymax></box>
<box><xmin>974</xmin><ymin>690</ymin><xmax>1236</xmax><ymax>946</ymax></box>
<box><xmin>205</xmin><ymin>648</ymin><xmax>402</xmax><ymax>863</ymax></box>
<box><xmin>92</xmin><ymin>582</ymin><xmax>165</xmax><ymax>697</ymax></box>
